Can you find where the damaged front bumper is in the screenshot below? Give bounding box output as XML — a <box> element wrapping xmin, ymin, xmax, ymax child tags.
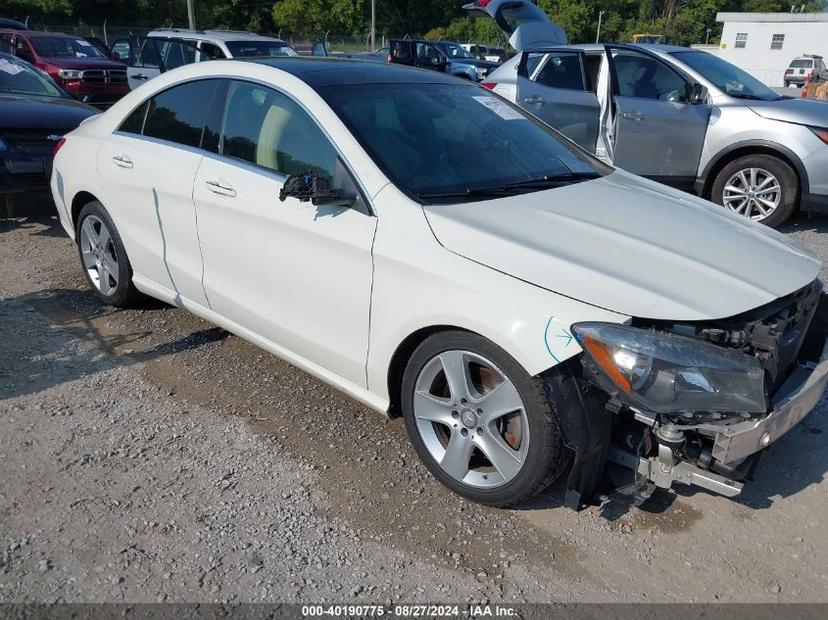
<box><xmin>607</xmin><ymin>336</ymin><xmax>828</xmax><ymax>499</ymax></box>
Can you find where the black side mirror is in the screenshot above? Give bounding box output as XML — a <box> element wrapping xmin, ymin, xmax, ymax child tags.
<box><xmin>279</xmin><ymin>173</ymin><xmax>355</xmax><ymax>207</ymax></box>
<box><xmin>689</xmin><ymin>83</ymin><xmax>709</xmax><ymax>104</ymax></box>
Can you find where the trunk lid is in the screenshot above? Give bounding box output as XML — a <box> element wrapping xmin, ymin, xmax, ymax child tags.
<box><xmin>462</xmin><ymin>0</ymin><xmax>566</xmax><ymax>50</ymax></box>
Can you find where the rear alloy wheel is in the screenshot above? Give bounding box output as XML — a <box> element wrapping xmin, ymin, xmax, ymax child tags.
<box><xmin>76</xmin><ymin>201</ymin><xmax>141</xmax><ymax>307</ymax></box>
<box><xmin>401</xmin><ymin>331</ymin><xmax>566</xmax><ymax>506</ymax></box>
<box><xmin>711</xmin><ymin>154</ymin><xmax>798</xmax><ymax>227</ymax></box>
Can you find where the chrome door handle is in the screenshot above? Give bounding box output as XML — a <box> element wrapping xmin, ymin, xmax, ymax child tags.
<box><xmin>205</xmin><ymin>179</ymin><xmax>236</xmax><ymax>198</ymax></box>
<box><xmin>621</xmin><ymin>110</ymin><xmax>644</xmax><ymax>122</ymax></box>
<box><xmin>112</xmin><ymin>155</ymin><xmax>133</xmax><ymax>169</ymax></box>
<box><xmin>523</xmin><ymin>95</ymin><xmax>544</xmax><ymax>105</ymax></box>
<box><xmin>132</xmin><ymin>73</ymin><xmax>148</xmax><ymax>80</ymax></box>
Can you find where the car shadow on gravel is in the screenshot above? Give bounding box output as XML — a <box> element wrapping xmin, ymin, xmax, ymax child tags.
<box><xmin>1</xmin><ymin>198</ymin><xmax>66</xmax><ymax>238</ymax></box>
<box><xmin>780</xmin><ymin>212</ymin><xmax>828</xmax><ymax>234</ymax></box>
<box><xmin>0</xmin><ymin>292</ymin><xmax>228</xmax><ymax>401</ymax></box>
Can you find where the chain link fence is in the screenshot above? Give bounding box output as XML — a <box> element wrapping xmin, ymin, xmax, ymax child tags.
<box><xmin>22</xmin><ymin>21</ymin><xmax>388</xmax><ymax>54</ymax></box>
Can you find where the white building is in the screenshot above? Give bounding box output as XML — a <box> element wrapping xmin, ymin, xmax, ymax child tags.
<box><xmin>715</xmin><ymin>12</ymin><xmax>828</xmax><ymax>87</ymax></box>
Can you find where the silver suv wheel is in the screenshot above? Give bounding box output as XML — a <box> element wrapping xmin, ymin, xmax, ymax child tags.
<box><xmin>721</xmin><ymin>167</ymin><xmax>781</xmax><ymax>221</ymax></box>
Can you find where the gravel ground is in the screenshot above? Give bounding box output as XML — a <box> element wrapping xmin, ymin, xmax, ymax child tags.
<box><xmin>1</xmin><ymin>202</ymin><xmax>827</xmax><ymax>604</ymax></box>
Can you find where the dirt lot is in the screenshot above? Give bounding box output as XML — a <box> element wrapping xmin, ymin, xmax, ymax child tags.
<box><xmin>1</xmin><ymin>201</ymin><xmax>828</xmax><ymax>604</ymax></box>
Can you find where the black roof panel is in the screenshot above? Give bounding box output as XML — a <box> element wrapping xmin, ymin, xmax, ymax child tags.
<box><xmin>245</xmin><ymin>57</ymin><xmax>464</xmax><ymax>87</ymax></box>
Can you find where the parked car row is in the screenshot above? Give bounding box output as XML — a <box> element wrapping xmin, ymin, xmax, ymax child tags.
<box><xmin>0</xmin><ymin>52</ymin><xmax>98</xmax><ymax>198</ymax></box>
<box><xmin>466</xmin><ymin>0</ymin><xmax>828</xmax><ymax>228</ymax></box>
<box><xmin>50</xmin><ymin>57</ymin><xmax>828</xmax><ymax>511</ymax></box>
<box><xmin>387</xmin><ymin>38</ymin><xmax>499</xmax><ymax>81</ymax></box>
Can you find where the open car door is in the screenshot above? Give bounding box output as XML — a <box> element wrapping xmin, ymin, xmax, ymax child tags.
<box><xmin>515</xmin><ymin>49</ymin><xmax>599</xmax><ymax>151</ymax></box>
<box><xmin>603</xmin><ymin>44</ymin><xmax>711</xmax><ymax>188</ymax></box>
<box><xmin>110</xmin><ymin>36</ymin><xmax>200</xmax><ymax>90</ymax></box>
<box><xmin>463</xmin><ymin>0</ymin><xmax>566</xmax><ymax>50</ymax></box>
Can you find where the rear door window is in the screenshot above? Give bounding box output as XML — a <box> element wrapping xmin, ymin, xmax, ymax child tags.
<box><xmin>142</xmin><ymin>79</ymin><xmax>221</xmax><ymax>148</ymax></box>
<box><xmin>525</xmin><ymin>52</ymin><xmax>586</xmax><ymax>90</ymax></box>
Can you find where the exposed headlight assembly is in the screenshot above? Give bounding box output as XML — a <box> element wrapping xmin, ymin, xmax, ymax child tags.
<box><xmin>571</xmin><ymin>322</ymin><xmax>767</xmax><ymax>415</ymax></box>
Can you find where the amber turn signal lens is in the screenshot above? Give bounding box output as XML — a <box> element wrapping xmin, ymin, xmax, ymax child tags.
<box><xmin>580</xmin><ymin>334</ymin><xmax>632</xmax><ymax>393</ymax></box>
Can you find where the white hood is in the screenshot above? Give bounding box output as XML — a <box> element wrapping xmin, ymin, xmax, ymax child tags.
<box><xmin>423</xmin><ymin>171</ymin><xmax>820</xmax><ymax>321</ymax></box>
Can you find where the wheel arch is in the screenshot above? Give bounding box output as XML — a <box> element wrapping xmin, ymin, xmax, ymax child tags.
<box><xmin>385</xmin><ymin>324</ymin><xmax>477</xmax><ymax>418</ymax></box>
<box><xmin>698</xmin><ymin>140</ymin><xmax>809</xmax><ymax>202</ymax></box>
<box><xmin>70</xmin><ymin>190</ymin><xmax>101</xmax><ymax>231</ymax></box>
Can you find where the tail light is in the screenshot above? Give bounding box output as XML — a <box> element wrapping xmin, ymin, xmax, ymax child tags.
<box><xmin>53</xmin><ymin>137</ymin><xmax>66</xmax><ymax>157</ymax></box>
<box><xmin>481</xmin><ymin>82</ymin><xmax>496</xmax><ymax>90</ymax></box>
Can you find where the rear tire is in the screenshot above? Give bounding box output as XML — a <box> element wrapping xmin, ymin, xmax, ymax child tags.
<box><xmin>76</xmin><ymin>201</ymin><xmax>141</xmax><ymax>307</ymax></box>
<box><xmin>401</xmin><ymin>330</ymin><xmax>566</xmax><ymax>507</ymax></box>
<box><xmin>710</xmin><ymin>153</ymin><xmax>798</xmax><ymax>228</ymax></box>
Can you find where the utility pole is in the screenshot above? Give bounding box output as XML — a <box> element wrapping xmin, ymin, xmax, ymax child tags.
<box><xmin>370</xmin><ymin>0</ymin><xmax>376</xmax><ymax>51</ymax></box>
<box><xmin>595</xmin><ymin>10</ymin><xmax>604</xmax><ymax>44</ymax></box>
<box><xmin>706</xmin><ymin>27</ymin><xmax>711</xmax><ymax>44</ymax></box>
<box><xmin>187</xmin><ymin>0</ymin><xmax>197</xmax><ymax>30</ymax></box>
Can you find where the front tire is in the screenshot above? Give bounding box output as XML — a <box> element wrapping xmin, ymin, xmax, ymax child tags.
<box><xmin>401</xmin><ymin>331</ymin><xmax>566</xmax><ymax>507</ymax></box>
<box><xmin>710</xmin><ymin>153</ymin><xmax>798</xmax><ymax>227</ymax></box>
<box><xmin>76</xmin><ymin>201</ymin><xmax>141</xmax><ymax>307</ymax></box>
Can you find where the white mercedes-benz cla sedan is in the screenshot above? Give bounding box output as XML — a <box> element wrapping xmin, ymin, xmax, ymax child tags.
<box><xmin>51</xmin><ymin>58</ymin><xmax>828</xmax><ymax>510</ymax></box>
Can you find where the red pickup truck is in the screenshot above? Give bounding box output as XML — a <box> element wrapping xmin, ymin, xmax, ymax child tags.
<box><xmin>0</xmin><ymin>29</ymin><xmax>129</xmax><ymax>107</ymax></box>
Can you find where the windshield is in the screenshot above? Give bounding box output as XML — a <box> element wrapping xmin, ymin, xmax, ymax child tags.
<box><xmin>671</xmin><ymin>50</ymin><xmax>780</xmax><ymax>101</ymax></box>
<box><xmin>30</xmin><ymin>36</ymin><xmax>104</xmax><ymax>59</ymax></box>
<box><xmin>440</xmin><ymin>43</ymin><xmax>473</xmax><ymax>59</ymax></box>
<box><xmin>789</xmin><ymin>59</ymin><xmax>813</xmax><ymax>68</ymax></box>
<box><xmin>226</xmin><ymin>41</ymin><xmax>297</xmax><ymax>57</ymax></box>
<box><xmin>0</xmin><ymin>55</ymin><xmax>63</xmax><ymax>97</ymax></box>
<box><xmin>321</xmin><ymin>82</ymin><xmax>608</xmax><ymax>203</ymax></box>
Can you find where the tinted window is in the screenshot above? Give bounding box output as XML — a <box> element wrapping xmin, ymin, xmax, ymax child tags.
<box><xmin>225</xmin><ymin>41</ymin><xmax>296</xmax><ymax>57</ymax></box>
<box><xmin>110</xmin><ymin>39</ymin><xmax>131</xmax><ymax>62</ymax></box>
<box><xmin>143</xmin><ymin>79</ymin><xmax>220</xmax><ymax>147</ymax></box>
<box><xmin>200</xmin><ymin>42</ymin><xmax>225</xmax><ymax>60</ymax></box>
<box><xmin>158</xmin><ymin>39</ymin><xmax>196</xmax><ymax>69</ymax></box>
<box><xmin>612</xmin><ymin>49</ymin><xmax>689</xmax><ymax>101</ymax></box>
<box><xmin>790</xmin><ymin>59</ymin><xmax>813</xmax><ymax>68</ymax></box>
<box><xmin>119</xmin><ymin>101</ymin><xmax>149</xmax><ymax>134</ymax></box>
<box><xmin>532</xmin><ymin>53</ymin><xmax>584</xmax><ymax>90</ymax></box>
<box><xmin>137</xmin><ymin>38</ymin><xmax>159</xmax><ymax>68</ymax></box>
<box><xmin>30</xmin><ymin>36</ymin><xmax>103</xmax><ymax>58</ymax></box>
<box><xmin>220</xmin><ymin>80</ymin><xmax>336</xmax><ymax>181</ymax></box>
<box><xmin>321</xmin><ymin>83</ymin><xmax>606</xmax><ymax>201</ymax></box>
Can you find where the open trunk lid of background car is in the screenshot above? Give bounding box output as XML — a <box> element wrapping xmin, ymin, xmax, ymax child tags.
<box><xmin>463</xmin><ymin>0</ymin><xmax>567</xmax><ymax>50</ymax></box>
<box><xmin>423</xmin><ymin>170</ymin><xmax>820</xmax><ymax>321</ymax></box>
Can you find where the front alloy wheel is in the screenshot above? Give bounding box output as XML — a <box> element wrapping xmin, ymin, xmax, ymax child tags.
<box><xmin>721</xmin><ymin>167</ymin><xmax>781</xmax><ymax>220</ymax></box>
<box><xmin>711</xmin><ymin>154</ymin><xmax>798</xmax><ymax>228</ymax></box>
<box><xmin>413</xmin><ymin>350</ymin><xmax>530</xmax><ymax>488</ymax></box>
<box><xmin>401</xmin><ymin>331</ymin><xmax>566</xmax><ymax>507</ymax></box>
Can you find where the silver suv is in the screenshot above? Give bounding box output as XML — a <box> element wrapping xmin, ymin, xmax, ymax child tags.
<box><xmin>111</xmin><ymin>29</ymin><xmax>296</xmax><ymax>91</ymax></box>
<box><xmin>468</xmin><ymin>0</ymin><xmax>828</xmax><ymax>227</ymax></box>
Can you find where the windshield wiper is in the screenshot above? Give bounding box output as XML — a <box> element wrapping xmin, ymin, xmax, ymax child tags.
<box><xmin>503</xmin><ymin>171</ymin><xmax>602</xmax><ymax>190</ymax></box>
<box><xmin>727</xmin><ymin>92</ymin><xmax>775</xmax><ymax>101</ymax></box>
<box><xmin>416</xmin><ymin>172</ymin><xmax>601</xmax><ymax>202</ymax></box>
<box><xmin>416</xmin><ymin>186</ymin><xmax>519</xmax><ymax>201</ymax></box>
